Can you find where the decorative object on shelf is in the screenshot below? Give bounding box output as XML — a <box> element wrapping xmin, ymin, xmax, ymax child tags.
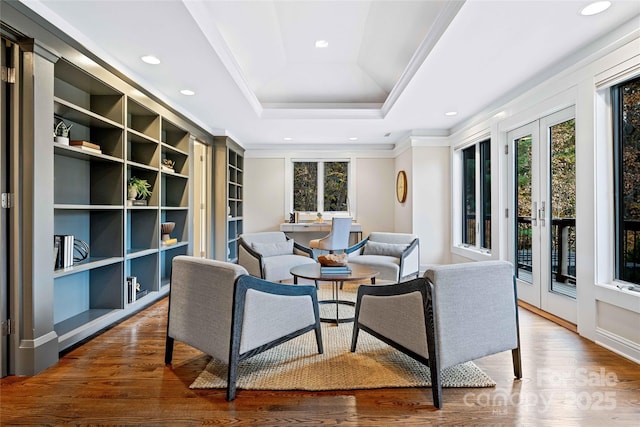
<box><xmin>318</xmin><ymin>253</ymin><xmax>348</xmax><ymax>267</ymax></box>
<box><xmin>315</xmin><ymin>212</ymin><xmax>324</xmax><ymax>223</ymax></box>
<box><xmin>72</xmin><ymin>239</ymin><xmax>90</xmax><ymax>263</ymax></box>
<box><xmin>54</xmin><ymin>119</ymin><xmax>73</xmax><ymax>145</ymax></box>
<box><xmin>161</xmin><ymin>222</ymin><xmax>175</xmax><ymax>241</ymax></box>
<box><xmin>127</xmin><ymin>176</ymin><xmax>151</xmax><ymax>205</ymax></box>
<box><xmin>161</xmin><ymin>158</ymin><xmax>175</xmax><ymax>172</ymax></box>
<box><xmin>289</xmin><ymin>212</ymin><xmax>296</xmax><ymax>223</ymax></box>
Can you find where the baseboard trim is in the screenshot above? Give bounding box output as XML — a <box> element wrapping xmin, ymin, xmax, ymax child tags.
<box><xmin>518</xmin><ymin>300</ymin><xmax>578</xmax><ymax>333</ymax></box>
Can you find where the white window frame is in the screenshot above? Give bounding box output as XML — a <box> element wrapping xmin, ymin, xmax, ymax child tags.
<box><xmin>288</xmin><ymin>158</ymin><xmax>353</xmax><ymax>218</ymax></box>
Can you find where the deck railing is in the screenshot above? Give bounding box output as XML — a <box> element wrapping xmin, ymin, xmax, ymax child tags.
<box><xmin>516</xmin><ymin>216</ymin><xmax>576</xmax><ymax>284</ymax></box>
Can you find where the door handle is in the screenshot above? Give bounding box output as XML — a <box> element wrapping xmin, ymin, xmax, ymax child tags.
<box><xmin>531</xmin><ymin>201</ymin><xmax>537</xmax><ymax>226</ymax></box>
<box><xmin>539</xmin><ymin>201</ymin><xmax>546</xmax><ymax>227</ymax></box>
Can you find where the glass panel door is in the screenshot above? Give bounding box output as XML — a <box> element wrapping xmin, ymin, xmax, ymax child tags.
<box><xmin>509</xmin><ymin>107</ymin><xmax>577</xmax><ymax>323</ymax></box>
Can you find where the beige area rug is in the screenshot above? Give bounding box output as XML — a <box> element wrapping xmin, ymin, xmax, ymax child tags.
<box><xmin>190</xmin><ymin>282</ymin><xmax>495</xmax><ymax>391</ymax></box>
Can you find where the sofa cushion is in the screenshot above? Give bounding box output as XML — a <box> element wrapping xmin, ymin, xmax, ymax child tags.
<box><xmin>363</xmin><ymin>241</ymin><xmax>408</xmax><ymax>258</ymax></box>
<box><xmin>252</xmin><ymin>240</ymin><xmax>294</xmax><ymax>257</ymax></box>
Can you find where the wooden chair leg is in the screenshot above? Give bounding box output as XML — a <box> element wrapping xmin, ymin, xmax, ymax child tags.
<box><xmin>226</xmin><ymin>354</ymin><xmax>238</xmax><ymax>401</ymax></box>
<box><xmin>164</xmin><ymin>336</ymin><xmax>174</xmax><ymax>364</ymax></box>
<box><xmin>512</xmin><ymin>347</ymin><xmax>522</xmax><ymax>379</ymax></box>
<box><xmin>350</xmin><ymin>325</ymin><xmax>360</xmax><ymax>352</ymax></box>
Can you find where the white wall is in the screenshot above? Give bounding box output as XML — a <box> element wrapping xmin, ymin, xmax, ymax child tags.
<box><xmin>411</xmin><ymin>141</ymin><xmax>451</xmax><ymax>266</ymax></box>
<box><xmin>243</xmin><ymin>154</ymin><xmax>395</xmax><ymax>237</ymax></box>
<box><xmin>447</xmin><ymin>21</ymin><xmax>640</xmax><ymax>362</ymax></box>
<box><xmin>244</xmin><ymin>157</ymin><xmax>286</xmax><ymax>233</ymax></box>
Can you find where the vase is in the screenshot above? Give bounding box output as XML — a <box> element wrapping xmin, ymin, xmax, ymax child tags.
<box><xmin>128</xmin><ymin>187</ymin><xmax>137</xmax><ymax>200</ymax></box>
<box><xmin>55</xmin><ymin>136</ymin><xmax>69</xmax><ymax>145</ymax></box>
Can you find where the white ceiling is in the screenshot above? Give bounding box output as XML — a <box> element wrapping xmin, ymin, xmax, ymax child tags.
<box><xmin>18</xmin><ymin>0</ymin><xmax>640</xmax><ymax>149</ymax></box>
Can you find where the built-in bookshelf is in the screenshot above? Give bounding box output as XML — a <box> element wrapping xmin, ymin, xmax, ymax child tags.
<box><xmin>52</xmin><ymin>59</ymin><xmax>192</xmax><ymax>350</ymax></box>
<box><xmin>213</xmin><ymin>137</ymin><xmax>244</xmax><ymax>263</ymax></box>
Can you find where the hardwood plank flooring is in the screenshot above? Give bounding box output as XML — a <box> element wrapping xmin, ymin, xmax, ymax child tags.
<box><xmin>1</xmin><ymin>297</ymin><xmax>639</xmax><ymax>426</ymax></box>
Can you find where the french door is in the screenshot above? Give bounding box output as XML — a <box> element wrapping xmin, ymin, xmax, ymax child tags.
<box><xmin>508</xmin><ymin>106</ymin><xmax>577</xmax><ymax>323</ymax></box>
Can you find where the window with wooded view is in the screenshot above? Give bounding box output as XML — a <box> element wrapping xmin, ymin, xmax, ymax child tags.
<box><xmin>461</xmin><ymin>139</ymin><xmax>491</xmax><ymax>250</ymax></box>
<box><xmin>614</xmin><ymin>75</ymin><xmax>640</xmax><ymax>286</ymax></box>
<box><xmin>293</xmin><ymin>161</ymin><xmax>349</xmax><ymax>213</ymax></box>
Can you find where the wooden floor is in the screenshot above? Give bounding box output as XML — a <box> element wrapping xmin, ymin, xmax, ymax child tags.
<box><xmin>1</xmin><ymin>297</ymin><xmax>639</xmax><ymax>426</ymax></box>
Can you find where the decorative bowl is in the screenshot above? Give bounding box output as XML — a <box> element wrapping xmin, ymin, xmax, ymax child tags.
<box><xmin>318</xmin><ymin>253</ymin><xmax>348</xmax><ymax>267</ymax></box>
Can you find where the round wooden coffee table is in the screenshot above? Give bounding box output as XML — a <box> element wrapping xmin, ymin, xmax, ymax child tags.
<box><xmin>290</xmin><ymin>263</ymin><xmax>379</xmax><ymax>324</ymax></box>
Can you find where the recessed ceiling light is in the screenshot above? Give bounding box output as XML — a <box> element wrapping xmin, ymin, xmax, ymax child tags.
<box><xmin>349</xmin><ymin>137</ymin><xmax>358</xmax><ymax>141</ymax></box>
<box><xmin>580</xmin><ymin>1</ymin><xmax>611</xmax><ymax>16</ymax></box>
<box><xmin>180</xmin><ymin>89</ymin><xmax>195</xmax><ymax>96</ymax></box>
<box><xmin>283</xmin><ymin>137</ymin><xmax>293</xmax><ymax>141</ymax></box>
<box><xmin>445</xmin><ymin>111</ymin><xmax>458</xmax><ymax>116</ymax></box>
<box><xmin>141</xmin><ymin>55</ymin><xmax>160</xmax><ymax>65</ymax></box>
<box><xmin>315</xmin><ymin>40</ymin><xmax>329</xmax><ymax>48</ymax></box>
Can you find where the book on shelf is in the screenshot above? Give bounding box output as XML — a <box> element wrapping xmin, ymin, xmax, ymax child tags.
<box><xmin>54</xmin><ymin>234</ymin><xmax>74</xmax><ymax>269</ymax></box>
<box><xmin>127</xmin><ymin>276</ymin><xmax>137</xmax><ymax>304</ymax></box>
<box><xmin>70</xmin><ymin>140</ymin><xmax>101</xmax><ymax>150</ymax></box>
<box><xmin>162</xmin><ymin>238</ymin><xmax>178</xmax><ymax>246</ymax></box>
<box><xmin>75</xmin><ymin>145</ymin><xmax>102</xmax><ymax>155</ymax></box>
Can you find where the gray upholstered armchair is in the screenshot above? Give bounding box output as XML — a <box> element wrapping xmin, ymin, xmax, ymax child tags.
<box><xmin>350</xmin><ymin>260</ymin><xmax>521</xmax><ymax>408</ymax></box>
<box><xmin>238</xmin><ymin>231</ymin><xmax>316</xmax><ymax>282</ymax></box>
<box><xmin>345</xmin><ymin>232</ymin><xmax>420</xmax><ymax>282</ymax></box>
<box><xmin>164</xmin><ymin>256</ymin><xmax>323</xmax><ymax>400</ymax></box>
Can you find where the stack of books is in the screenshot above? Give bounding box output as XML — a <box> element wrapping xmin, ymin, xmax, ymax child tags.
<box><xmin>54</xmin><ymin>234</ymin><xmax>74</xmax><ymax>269</ymax></box>
<box><xmin>320</xmin><ymin>265</ymin><xmax>351</xmax><ymax>275</ymax></box>
<box><xmin>70</xmin><ymin>140</ymin><xmax>102</xmax><ymax>155</ymax></box>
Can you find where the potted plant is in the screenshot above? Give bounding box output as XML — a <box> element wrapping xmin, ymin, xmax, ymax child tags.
<box><xmin>54</xmin><ymin>120</ymin><xmax>73</xmax><ymax>145</ymax></box>
<box><xmin>128</xmin><ymin>177</ymin><xmax>152</xmax><ymax>202</ymax></box>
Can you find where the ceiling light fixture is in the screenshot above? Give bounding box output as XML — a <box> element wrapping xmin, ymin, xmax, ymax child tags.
<box><xmin>141</xmin><ymin>55</ymin><xmax>161</xmax><ymax>65</ymax></box>
<box><xmin>445</xmin><ymin>111</ymin><xmax>458</xmax><ymax>116</ymax></box>
<box><xmin>180</xmin><ymin>89</ymin><xmax>195</xmax><ymax>96</ymax></box>
<box><xmin>580</xmin><ymin>1</ymin><xmax>611</xmax><ymax>16</ymax></box>
<box><xmin>315</xmin><ymin>40</ymin><xmax>329</xmax><ymax>48</ymax></box>
<box><xmin>283</xmin><ymin>137</ymin><xmax>293</xmax><ymax>141</ymax></box>
<box><xmin>349</xmin><ymin>137</ymin><xmax>358</xmax><ymax>141</ymax></box>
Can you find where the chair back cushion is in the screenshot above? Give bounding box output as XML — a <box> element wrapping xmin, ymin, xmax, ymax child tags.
<box><xmin>425</xmin><ymin>260</ymin><xmax>518</xmax><ymax>369</ymax></box>
<box><xmin>252</xmin><ymin>239</ymin><xmax>294</xmax><ymax>257</ymax></box>
<box><xmin>363</xmin><ymin>241</ymin><xmax>408</xmax><ymax>257</ymax></box>
<box><xmin>327</xmin><ymin>217</ymin><xmax>353</xmax><ymax>249</ymax></box>
<box><xmin>168</xmin><ymin>256</ymin><xmax>248</xmax><ymax>362</ymax></box>
<box><xmin>368</xmin><ymin>232</ymin><xmax>417</xmax><ymax>245</ymax></box>
<box><xmin>240</xmin><ymin>231</ymin><xmax>288</xmax><ymax>246</ymax></box>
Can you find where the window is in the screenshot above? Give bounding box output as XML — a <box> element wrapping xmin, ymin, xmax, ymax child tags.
<box><xmin>293</xmin><ymin>161</ymin><xmax>349</xmax><ymax>213</ymax></box>
<box><xmin>460</xmin><ymin>139</ymin><xmax>491</xmax><ymax>250</ymax></box>
<box><xmin>613</xmin><ymin>75</ymin><xmax>640</xmax><ymax>286</ymax></box>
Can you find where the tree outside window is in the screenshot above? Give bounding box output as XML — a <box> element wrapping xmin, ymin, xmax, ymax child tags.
<box><xmin>293</xmin><ymin>161</ymin><xmax>348</xmax><ymax>213</ymax></box>
<box><xmin>461</xmin><ymin>139</ymin><xmax>491</xmax><ymax>250</ymax></box>
<box><xmin>614</xmin><ymin>75</ymin><xmax>640</xmax><ymax>285</ymax></box>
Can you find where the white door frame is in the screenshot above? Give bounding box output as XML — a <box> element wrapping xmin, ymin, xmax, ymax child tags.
<box><xmin>508</xmin><ymin>107</ymin><xmax>577</xmax><ymax>323</ymax></box>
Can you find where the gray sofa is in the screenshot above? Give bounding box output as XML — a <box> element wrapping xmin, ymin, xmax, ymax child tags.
<box><xmin>345</xmin><ymin>232</ymin><xmax>420</xmax><ymax>282</ymax></box>
<box><xmin>238</xmin><ymin>231</ymin><xmax>316</xmax><ymax>282</ymax></box>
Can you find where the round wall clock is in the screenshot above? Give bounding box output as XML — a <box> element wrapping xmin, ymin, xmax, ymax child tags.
<box><xmin>396</xmin><ymin>170</ymin><xmax>407</xmax><ymax>203</ymax></box>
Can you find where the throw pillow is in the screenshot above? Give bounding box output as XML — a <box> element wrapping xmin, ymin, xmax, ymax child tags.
<box><xmin>252</xmin><ymin>240</ymin><xmax>294</xmax><ymax>257</ymax></box>
<box><xmin>363</xmin><ymin>241</ymin><xmax>409</xmax><ymax>258</ymax></box>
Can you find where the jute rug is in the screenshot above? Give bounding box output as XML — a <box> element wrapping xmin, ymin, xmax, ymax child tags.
<box><xmin>190</xmin><ymin>282</ymin><xmax>495</xmax><ymax>391</ymax></box>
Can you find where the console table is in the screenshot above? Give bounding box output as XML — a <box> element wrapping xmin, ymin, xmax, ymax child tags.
<box><xmin>280</xmin><ymin>222</ymin><xmax>363</xmax><ymax>246</ymax></box>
